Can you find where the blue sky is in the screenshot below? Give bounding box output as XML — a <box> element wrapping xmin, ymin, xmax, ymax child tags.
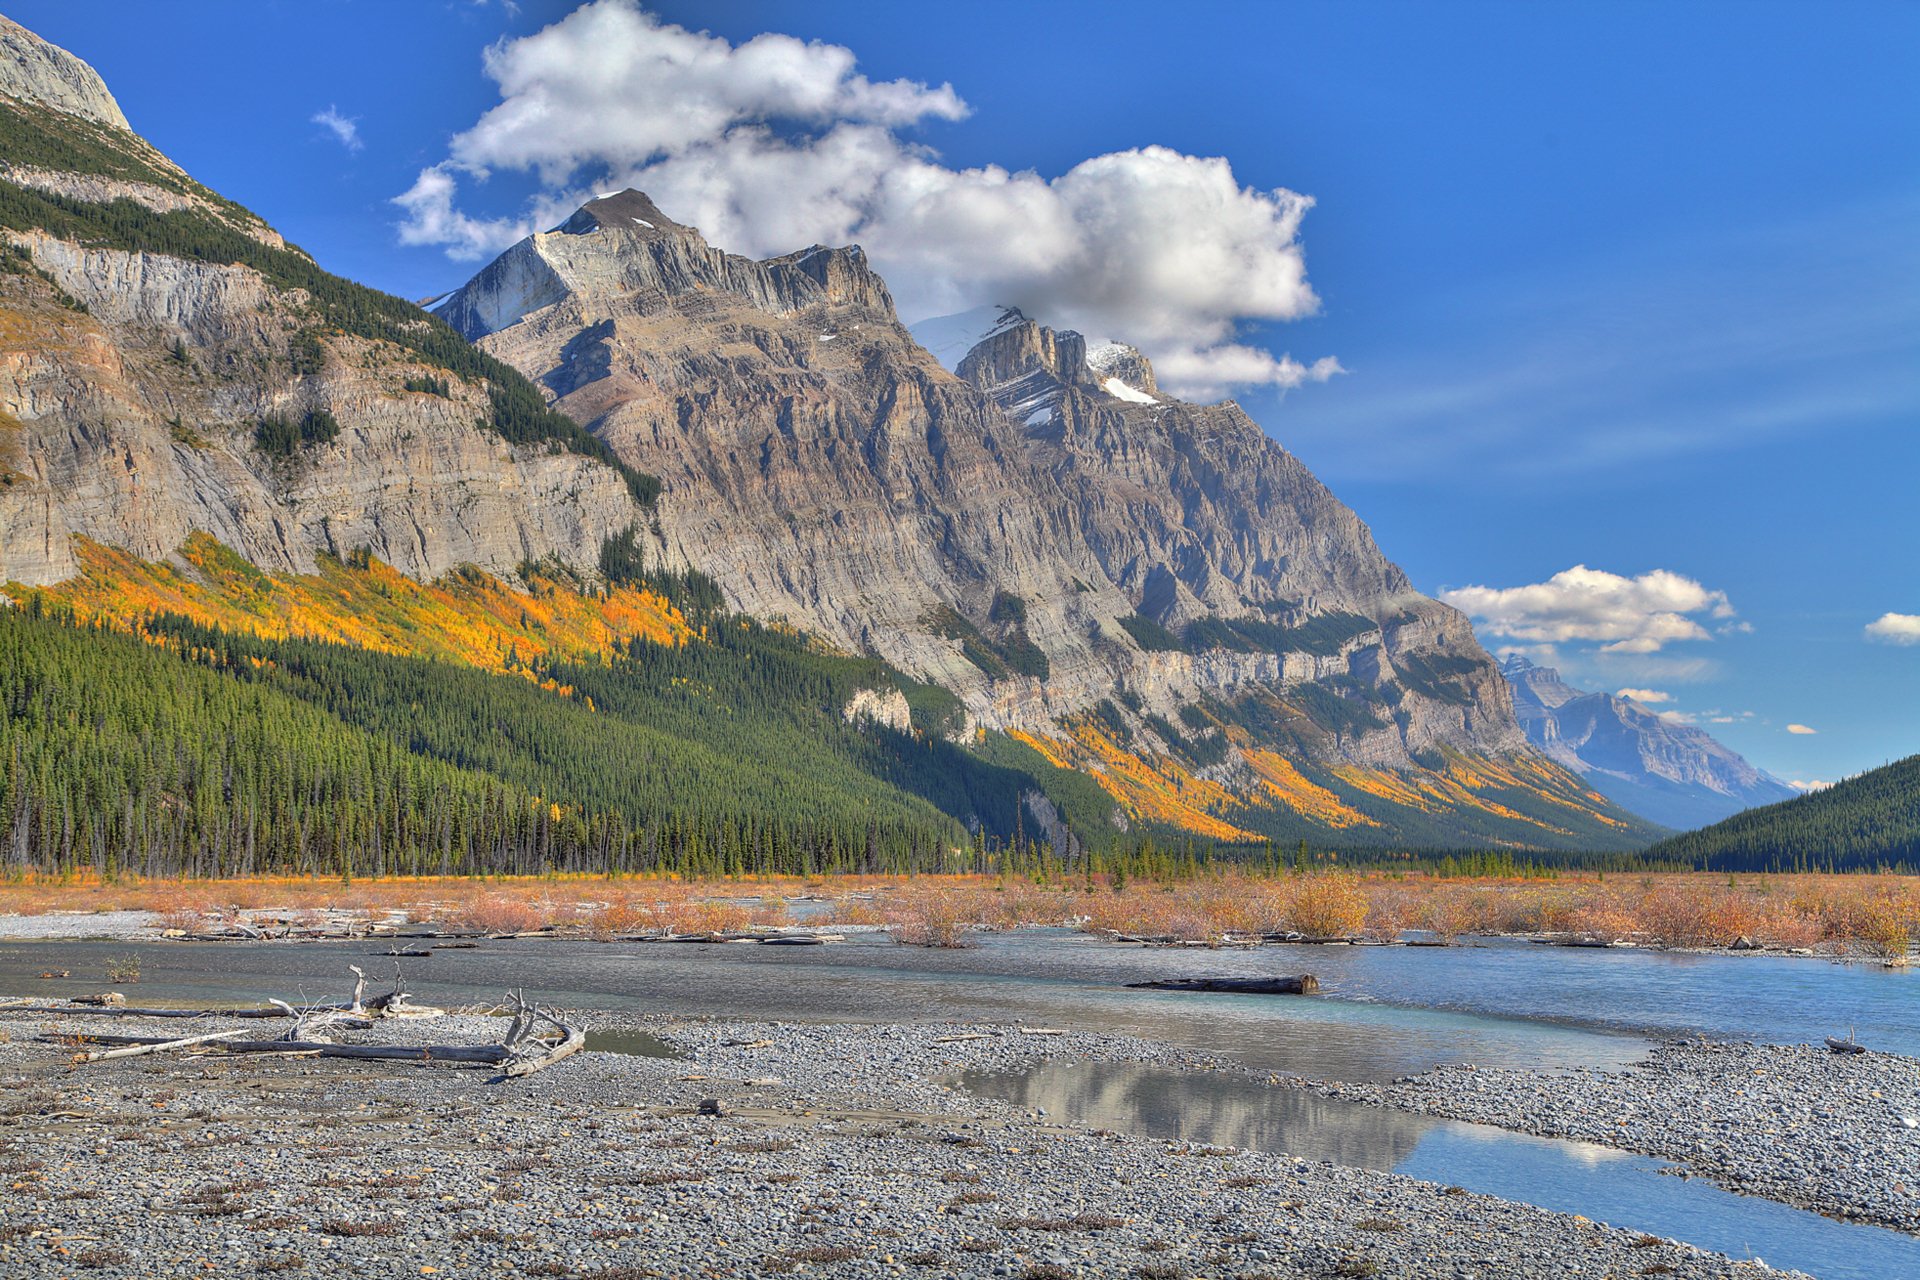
<box><xmin>10</xmin><ymin>0</ymin><xmax>1916</xmax><ymax>785</ymax></box>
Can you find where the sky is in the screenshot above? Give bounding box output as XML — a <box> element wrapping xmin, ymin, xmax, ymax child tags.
<box><xmin>8</xmin><ymin>0</ymin><xmax>1916</xmax><ymax>787</ymax></box>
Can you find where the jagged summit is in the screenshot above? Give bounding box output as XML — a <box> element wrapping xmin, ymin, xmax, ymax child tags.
<box><xmin>558</xmin><ymin>189</ymin><xmax>689</xmax><ymax>237</ymax></box>
<box><xmin>1503</xmin><ymin>662</ymin><xmax>1795</xmax><ymax>829</ymax></box>
<box><xmin>0</xmin><ymin>14</ymin><xmax>130</xmax><ymax>129</ymax></box>
<box><xmin>432</xmin><ymin>189</ymin><xmax>895</xmax><ymax>341</ymax></box>
<box><xmin>948</xmin><ymin>310</ymin><xmax>1164</xmax><ymax>424</ymax></box>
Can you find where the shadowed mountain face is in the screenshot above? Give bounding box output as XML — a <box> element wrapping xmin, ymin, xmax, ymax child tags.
<box><xmin>1502</xmin><ymin>657</ymin><xmax>1795</xmax><ymax>830</ymax></box>
<box><xmin>434</xmin><ymin>195</ymin><xmax>1658</xmax><ymax>848</ymax></box>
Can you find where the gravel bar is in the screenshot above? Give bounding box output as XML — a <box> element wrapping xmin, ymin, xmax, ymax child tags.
<box><xmin>1304</xmin><ymin>1040</ymin><xmax>1920</xmax><ymax>1236</ymax></box>
<box><xmin>0</xmin><ymin>1007</ymin><xmax>1799</xmax><ymax>1279</ymax></box>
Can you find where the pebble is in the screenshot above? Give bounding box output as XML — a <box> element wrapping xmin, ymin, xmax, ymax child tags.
<box><xmin>0</xmin><ymin>1008</ymin><xmax>1808</xmax><ymax>1278</ymax></box>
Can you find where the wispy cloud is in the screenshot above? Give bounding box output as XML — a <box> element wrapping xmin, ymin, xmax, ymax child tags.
<box><xmin>311</xmin><ymin>106</ymin><xmax>362</xmax><ymax>153</ymax></box>
<box><xmin>1787</xmin><ymin>723</ymin><xmax>1818</xmax><ymax>735</ymax></box>
<box><xmin>1280</xmin><ymin>194</ymin><xmax>1920</xmax><ymax>483</ymax></box>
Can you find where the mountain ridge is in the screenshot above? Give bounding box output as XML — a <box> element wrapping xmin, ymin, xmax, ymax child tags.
<box><xmin>1502</xmin><ymin>655</ymin><xmax>1795</xmax><ymax>829</ymax></box>
<box><xmin>434</xmin><ymin>188</ymin><xmax>1655</xmax><ymax>848</ymax></box>
<box><xmin>0</xmin><ymin>8</ymin><xmax>1655</xmax><ymax>856</ymax></box>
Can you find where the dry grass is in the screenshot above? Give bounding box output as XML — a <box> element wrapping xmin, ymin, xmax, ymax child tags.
<box><xmin>0</xmin><ymin>869</ymin><xmax>1912</xmax><ymax>955</ymax></box>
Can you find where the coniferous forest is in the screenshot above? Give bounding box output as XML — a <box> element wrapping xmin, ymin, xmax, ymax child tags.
<box><xmin>0</xmin><ymin>603</ymin><xmax>1037</xmax><ymax>882</ymax></box>
<box><xmin>1646</xmin><ymin>755</ymin><xmax>1920</xmax><ymax>872</ymax></box>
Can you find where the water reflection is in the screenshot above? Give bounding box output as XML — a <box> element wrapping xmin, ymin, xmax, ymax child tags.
<box><xmin>959</xmin><ymin>1062</ymin><xmax>1920</xmax><ymax>1280</ymax></box>
<box><xmin>960</xmin><ymin>1060</ymin><xmax>1431</xmax><ymax>1169</ymax></box>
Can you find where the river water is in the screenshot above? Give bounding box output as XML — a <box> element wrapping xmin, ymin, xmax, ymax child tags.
<box><xmin>3</xmin><ymin>927</ymin><xmax>1913</xmax><ymax>1277</ymax></box>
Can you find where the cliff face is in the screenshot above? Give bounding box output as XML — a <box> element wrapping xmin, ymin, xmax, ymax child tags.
<box><xmin>1504</xmin><ymin>657</ymin><xmax>1796</xmax><ymax>829</ymax></box>
<box><xmin>444</xmin><ymin>193</ymin><xmax>1529</xmax><ymax>773</ymax></box>
<box><xmin>0</xmin><ymin>18</ymin><xmax>1650</xmax><ymax>852</ymax></box>
<box><xmin>0</xmin><ymin>14</ymin><xmax>128</xmax><ymax>129</ymax></box>
<box><xmin>0</xmin><ymin>29</ymin><xmax>641</xmax><ymax>590</ymax></box>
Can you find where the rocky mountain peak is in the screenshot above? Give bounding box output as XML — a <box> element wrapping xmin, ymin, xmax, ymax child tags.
<box><xmin>1086</xmin><ymin>340</ymin><xmax>1159</xmax><ymax>399</ymax></box>
<box><xmin>952</xmin><ymin>310</ymin><xmax>1165</xmax><ymax>413</ymax></box>
<box><xmin>955</xmin><ymin>309</ymin><xmax>1087</xmax><ymax>396</ymax></box>
<box><xmin>0</xmin><ymin>14</ymin><xmax>130</xmax><ymax>130</ymax></box>
<box><xmin>557</xmin><ymin>189</ymin><xmax>689</xmax><ymax>237</ymax></box>
<box><xmin>433</xmin><ymin>190</ymin><xmax>896</xmax><ymax>341</ymax></box>
<box><xmin>1503</xmin><ymin>662</ymin><xmax>1796</xmax><ymax>828</ymax></box>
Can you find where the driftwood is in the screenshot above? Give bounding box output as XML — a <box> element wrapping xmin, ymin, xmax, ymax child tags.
<box><xmin>1827</xmin><ymin>1035</ymin><xmax>1867</xmax><ymax>1055</ymax></box>
<box><xmin>15</xmin><ymin>968</ymin><xmax>575</xmax><ymax>1081</ymax></box>
<box><xmin>72</xmin><ymin>1029</ymin><xmax>251</xmax><ymax>1063</ymax></box>
<box><xmin>1126</xmin><ymin>975</ymin><xmax>1320</xmax><ymax>995</ymax></box>
<box><xmin>497</xmin><ymin>995</ymin><xmax>585</xmax><ymax>1079</ymax></box>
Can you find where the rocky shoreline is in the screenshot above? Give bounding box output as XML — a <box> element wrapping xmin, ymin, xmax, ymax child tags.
<box><xmin>0</xmin><ymin>1008</ymin><xmax>1792</xmax><ymax>1279</ymax></box>
<box><xmin>1301</xmin><ymin>1040</ymin><xmax>1920</xmax><ymax>1236</ymax></box>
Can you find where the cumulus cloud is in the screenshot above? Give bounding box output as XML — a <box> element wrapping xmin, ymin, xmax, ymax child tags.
<box><xmin>391</xmin><ymin>1</ymin><xmax>1338</xmax><ymax>399</ymax></box>
<box><xmin>1786</xmin><ymin>723</ymin><xmax>1818</xmax><ymax>735</ymax></box>
<box><xmin>311</xmin><ymin>106</ymin><xmax>362</xmax><ymax>153</ymax></box>
<box><xmin>1616</xmin><ymin>688</ymin><xmax>1670</xmax><ymax>704</ymax></box>
<box><xmin>1789</xmin><ymin>779</ymin><xmax>1832</xmax><ymax>791</ymax></box>
<box><xmin>1441</xmin><ymin>565</ymin><xmax>1737</xmax><ymax>656</ymax></box>
<box><xmin>1865</xmin><ymin>612</ymin><xmax>1920</xmax><ymax>645</ymax></box>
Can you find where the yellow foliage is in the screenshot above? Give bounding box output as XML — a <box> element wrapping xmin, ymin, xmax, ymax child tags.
<box><xmin>1240</xmin><ymin>750</ymin><xmax>1379</xmax><ymax>829</ymax></box>
<box><xmin>8</xmin><ymin>534</ymin><xmax>693</xmax><ymax>685</ymax></box>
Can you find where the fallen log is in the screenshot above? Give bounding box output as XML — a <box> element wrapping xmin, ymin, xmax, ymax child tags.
<box><xmin>1126</xmin><ymin>975</ymin><xmax>1320</xmax><ymax>995</ymax></box>
<box><xmin>1826</xmin><ymin>1036</ymin><xmax>1868</xmax><ymax>1055</ymax></box>
<box><xmin>73</xmin><ymin>1029</ymin><xmax>251</xmax><ymax>1063</ymax></box>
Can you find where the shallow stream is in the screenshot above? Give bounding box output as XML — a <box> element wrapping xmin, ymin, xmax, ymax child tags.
<box><xmin>4</xmin><ymin>927</ymin><xmax>1913</xmax><ymax>1277</ymax></box>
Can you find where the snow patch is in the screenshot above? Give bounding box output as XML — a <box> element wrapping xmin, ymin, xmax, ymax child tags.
<box><xmin>1086</xmin><ymin>342</ymin><xmax>1134</xmax><ymax>373</ymax></box>
<box><xmin>631</xmin><ymin>217</ymin><xmax>654</xmax><ymax>229</ymax></box>
<box><xmin>819</xmin><ymin>333</ymin><xmax>837</xmax><ymax>342</ymax></box>
<box><xmin>1102</xmin><ymin>376</ymin><xmax>1157</xmax><ymax>405</ymax></box>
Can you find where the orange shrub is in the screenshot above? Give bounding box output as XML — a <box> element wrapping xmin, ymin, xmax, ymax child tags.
<box><xmin>448</xmin><ymin>895</ymin><xmax>550</xmax><ymax>935</ymax></box>
<box><xmin>1285</xmin><ymin>873</ymin><xmax>1370</xmax><ymax>939</ymax></box>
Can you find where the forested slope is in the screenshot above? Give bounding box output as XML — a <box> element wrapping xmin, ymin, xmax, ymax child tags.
<box><xmin>1647</xmin><ymin>756</ymin><xmax>1920</xmax><ymax>871</ymax></box>
<box><xmin>0</xmin><ymin>603</ymin><xmax>1029</xmax><ymax>881</ymax></box>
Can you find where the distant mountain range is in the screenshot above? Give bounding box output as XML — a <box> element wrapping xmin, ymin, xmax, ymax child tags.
<box><xmin>1502</xmin><ymin>656</ymin><xmax>1796</xmax><ymax>830</ymax></box>
<box><xmin>1647</xmin><ymin>754</ymin><xmax>1920</xmax><ymax>871</ymax></box>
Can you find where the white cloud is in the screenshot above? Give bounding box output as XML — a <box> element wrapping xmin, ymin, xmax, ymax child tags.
<box><xmin>392</xmin><ymin>1</ymin><xmax>1337</xmax><ymax>399</ymax></box>
<box><xmin>1786</xmin><ymin>723</ymin><xmax>1818</xmax><ymax>735</ymax></box>
<box><xmin>1789</xmin><ymin>779</ymin><xmax>1832</xmax><ymax>791</ymax></box>
<box><xmin>1616</xmin><ymin>688</ymin><xmax>1670</xmax><ymax>704</ymax></box>
<box><xmin>1865</xmin><ymin>612</ymin><xmax>1920</xmax><ymax>646</ymax></box>
<box><xmin>311</xmin><ymin>106</ymin><xmax>362</xmax><ymax>153</ymax></box>
<box><xmin>1441</xmin><ymin>565</ymin><xmax>1737</xmax><ymax>656</ymax></box>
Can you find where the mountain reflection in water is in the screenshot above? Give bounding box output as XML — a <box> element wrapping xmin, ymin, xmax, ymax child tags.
<box><xmin>960</xmin><ymin>1061</ymin><xmax>1432</xmax><ymax>1170</ymax></box>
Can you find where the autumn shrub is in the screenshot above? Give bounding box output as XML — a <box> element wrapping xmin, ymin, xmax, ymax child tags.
<box><xmin>886</xmin><ymin>889</ymin><xmax>977</xmax><ymax>947</ymax></box>
<box><xmin>1285</xmin><ymin>873</ymin><xmax>1369</xmax><ymax>938</ymax></box>
<box><xmin>448</xmin><ymin>895</ymin><xmax>549</xmax><ymax>934</ymax></box>
<box><xmin>1412</xmin><ymin>887</ymin><xmax>1481</xmax><ymax>942</ymax></box>
<box><xmin>1360</xmin><ymin>886</ymin><xmax>1415</xmax><ymax>941</ymax></box>
<box><xmin>148</xmin><ymin>886</ymin><xmax>212</xmax><ymax>933</ymax></box>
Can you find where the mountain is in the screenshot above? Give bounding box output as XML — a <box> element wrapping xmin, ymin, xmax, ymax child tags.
<box><xmin>435</xmin><ymin>193</ymin><xmax>1654</xmax><ymax>850</ymax></box>
<box><xmin>0</xmin><ymin>13</ymin><xmax>1653</xmax><ymax>861</ymax></box>
<box><xmin>0</xmin><ymin>18</ymin><xmax>647</xmax><ymax>590</ymax></box>
<box><xmin>1646</xmin><ymin>754</ymin><xmax>1920</xmax><ymax>871</ymax></box>
<box><xmin>1502</xmin><ymin>656</ymin><xmax>1795</xmax><ymax>829</ymax></box>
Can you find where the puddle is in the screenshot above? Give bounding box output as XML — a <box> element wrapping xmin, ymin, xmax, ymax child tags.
<box><xmin>958</xmin><ymin>1061</ymin><xmax>1919</xmax><ymax>1280</ymax></box>
<box><xmin>583</xmin><ymin>1028</ymin><xmax>679</xmax><ymax>1058</ymax></box>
